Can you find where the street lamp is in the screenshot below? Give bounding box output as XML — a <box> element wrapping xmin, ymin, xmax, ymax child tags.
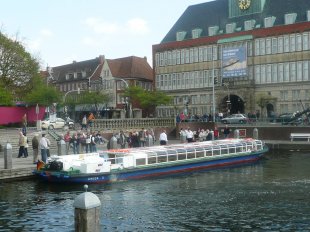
<box><xmin>223</xmin><ymin>82</ymin><xmax>231</xmax><ymax>115</ymax></box>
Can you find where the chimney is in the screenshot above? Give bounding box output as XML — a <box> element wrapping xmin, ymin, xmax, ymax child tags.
<box><xmin>99</xmin><ymin>55</ymin><xmax>105</xmax><ymax>64</ymax></box>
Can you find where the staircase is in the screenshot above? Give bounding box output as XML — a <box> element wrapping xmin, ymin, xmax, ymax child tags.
<box><xmin>0</xmin><ymin>128</ymin><xmax>58</xmax><ymax>157</ymax></box>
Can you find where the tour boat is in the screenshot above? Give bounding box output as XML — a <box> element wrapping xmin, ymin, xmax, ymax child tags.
<box><xmin>33</xmin><ymin>138</ymin><xmax>268</xmax><ymax>184</ymax></box>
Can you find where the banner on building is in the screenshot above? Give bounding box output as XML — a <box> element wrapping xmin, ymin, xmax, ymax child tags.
<box><xmin>222</xmin><ymin>45</ymin><xmax>247</xmax><ymax>78</ymax></box>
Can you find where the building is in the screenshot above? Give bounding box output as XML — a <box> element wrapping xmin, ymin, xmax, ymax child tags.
<box><xmin>48</xmin><ymin>55</ymin><xmax>153</xmax><ymax>118</ymax></box>
<box><xmin>153</xmin><ymin>0</ymin><xmax>310</xmax><ymax>119</ymax></box>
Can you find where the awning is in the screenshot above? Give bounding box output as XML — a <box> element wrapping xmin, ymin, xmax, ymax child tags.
<box><xmin>217</xmin><ymin>35</ymin><xmax>253</xmax><ymax>44</ymax></box>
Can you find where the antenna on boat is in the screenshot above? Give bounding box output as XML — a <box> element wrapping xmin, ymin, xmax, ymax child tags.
<box><xmin>84</xmin><ymin>184</ymin><xmax>88</xmax><ymax>192</ymax></box>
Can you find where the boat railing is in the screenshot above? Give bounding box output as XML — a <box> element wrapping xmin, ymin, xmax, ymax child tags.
<box><xmin>105</xmin><ymin>139</ymin><xmax>264</xmax><ymax>168</ymax></box>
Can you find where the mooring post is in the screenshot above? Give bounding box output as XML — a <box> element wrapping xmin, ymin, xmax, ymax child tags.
<box><xmin>73</xmin><ymin>185</ymin><xmax>101</xmax><ymax>232</ymax></box>
<box><xmin>253</xmin><ymin>128</ymin><xmax>258</xmax><ymax>139</ymax></box>
<box><xmin>234</xmin><ymin>129</ymin><xmax>240</xmax><ymax>139</ymax></box>
<box><xmin>4</xmin><ymin>142</ymin><xmax>13</xmax><ymax>169</ymax></box>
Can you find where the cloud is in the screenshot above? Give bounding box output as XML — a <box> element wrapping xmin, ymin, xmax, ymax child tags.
<box><xmin>40</xmin><ymin>29</ymin><xmax>53</xmax><ymax>38</ymax></box>
<box><xmin>84</xmin><ymin>17</ymin><xmax>120</xmax><ymax>35</ymax></box>
<box><xmin>27</xmin><ymin>28</ymin><xmax>53</xmax><ymax>52</ymax></box>
<box><xmin>126</xmin><ymin>18</ymin><xmax>149</xmax><ymax>35</ymax></box>
<box><xmin>83</xmin><ymin>17</ymin><xmax>150</xmax><ymax>36</ymax></box>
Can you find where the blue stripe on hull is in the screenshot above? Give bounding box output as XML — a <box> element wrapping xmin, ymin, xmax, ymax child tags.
<box><xmin>35</xmin><ymin>152</ymin><xmax>264</xmax><ymax>184</ymax></box>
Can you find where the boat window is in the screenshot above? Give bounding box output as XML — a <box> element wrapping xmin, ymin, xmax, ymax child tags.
<box><xmin>236</xmin><ymin>146</ymin><xmax>242</xmax><ymax>153</ymax></box>
<box><xmin>205</xmin><ymin>149</ymin><xmax>212</xmax><ymax>156</ymax></box>
<box><xmin>148</xmin><ymin>156</ymin><xmax>157</xmax><ymax>164</ymax></box>
<box><xmin>158</xmin><ymin>154</ymin><xmax>168</xmax><ymax>163</ymax></box>
<box><xmin>167</xmin><ymin>150</ymin><xmax>177</xmax><ymax>161</ymax></box>
<box><xmin>178</xmin><ymin>153</ymin><xmax>187</xmax><ymax>160</ymax></box>
<box><xmin>213</xmin><ymin>146</ymin><xmax>221</xmax><ymax>156</ymax></box>
<box><xmin>195</xmin><ymin>148</ymin><xmax>204</xmax><ymax>158</ymax></box>
<box><xmin>136</xmin><ymin>158</ymin><xmax>146</xmax><ymax>166</ymax></box>
<box><xmin>186</xmin><ymin>148</ymin><xmax>195</xmax><ymax>159</ymax></box>
<box><xmin>108</xmin><ymin>153</ymin><xmax>116</xmax><ymax>164</ymax></box>
<box><xmin>115</xmin><ymin>157</ymin><xmax>124</xmax><ymax>164</ymax></box>
<box><xmin>229</xmin><ymin>147</ymin><xmax>236</xmax><ymax>154</ymax></box>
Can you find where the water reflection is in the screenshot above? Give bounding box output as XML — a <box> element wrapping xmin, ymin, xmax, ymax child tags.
<box><xmin>0</xmin><ymin>150</ymin><xmax>310</xmax><ymax>231</ymax></box>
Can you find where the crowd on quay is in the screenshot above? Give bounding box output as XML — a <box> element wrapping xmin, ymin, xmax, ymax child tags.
<box><xmin>179</xmin><ymin>125</ymin><xmax>231</xmax><ymax>143</ymax></box>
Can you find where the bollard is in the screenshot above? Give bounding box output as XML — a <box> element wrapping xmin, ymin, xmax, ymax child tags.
<box><xmin>253</xmin><ymin>128</ymin><xmax>258</xmax><ymax>139</ymax></box>
<box><xmin>4</xmin><ymin>142</ymin><xmax>12</xmax><ymax>169</ymax></box>
<box><xmin>57</xmin><ymin>139</ymin><xmax>66</xmax><ymax>156</ymax></box>
<box><xmin>73</xmin><ymin>185</ymin><xmax>101</xmax><ymax>232</ymax></box>
<box><xmin>234</xmin><ymin>129</ymin><xmax>240</xmax><ymax>139</ymax></box>
<box><xmin>110</xmin><ymin>135</ymin><xmax>118</xmax><ymax>149</ymax></box>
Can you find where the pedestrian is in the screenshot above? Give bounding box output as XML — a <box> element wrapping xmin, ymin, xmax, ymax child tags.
<box><xmin>91</xmin><ymin>132</ymin><xmax>97</xmax><ymax>152</ymax></box>
<box><xmin>223</xmin><ymin>125</ymin><xmax>230</xmax><ymax>138</ymax></box>
<box><xmin>23</xmin><ymin>133</ymin><xmax>29</xmax><ymax>158</ymax></box>
<box><xmin>186</xmin><ymin>128</ymin><xmax>194</xmax><ymax>143</ymax></box>
<box><xmin>32</xmin><ymin>133</ymin><xmax>39</xmax><ymax>164</ymax></box>
<box><xmin>214</xmin><ymin>126</ymin><xmax>219</xmax><ymax>140</ymax></box>
<box><xmin>85</xmin><ymin>132</ymin><xmax>91</xmax><ymax>153</ymax></box>
<box><xmin>119</xmin><ymin>130</ymin><xmax>127</xmax><ymax>149</ymax></box>
<box><xmin>139</xmin><ymin>128</ymin><xmax>146</xmax><ymax>147</ymax></box>
<box><xmin>81</xmin><ymin>115</ymin><xmax>87</xmax><ymax>130</ymax></box>
<box><xmin>159</xmin><ymin>129</ymin><xmax>168</xmax><ymax>145</ymax></box>
<box><xmin>64</xmin><ymin>131</ymin><xmax>71</xmax><ymax>155</ymax></box>
<box><xmin>39</xmin><ymin>133</ymin><xmax>49</xmax><ymax>163</ymax></box>
<box><xmin>71</xmin><ymin>132</ymin><xmax>79</xmax><ymax>154</ymax></box>
<box><xmin>17</xmin><ymin>131</ymin><xmax>26</xmax><ymax>158</ymax></box>
<box><xmin>88</xmin><ymin>113</ymin><xmax>95</xmax><ymax>128</ymax></box>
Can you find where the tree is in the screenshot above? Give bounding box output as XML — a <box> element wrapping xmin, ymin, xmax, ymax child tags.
<box><xmin>24</xmin><ymin>76</ymin><xmax>62</xmax><ymax>106</ymax></box>
<box><xmin>0</xmin><ymin>31</ymin><xmax>40</xmax><ymax>99</ymax></box>
<box><xmin>77</xmin><ymin>90</ymin><xmax>112</xmax><ymax>116</ymax></box>
<box><xmin>0</xmin><ymin>83</ymin><xmax>13</xmax><ymax>106</ymax></box>
<box><xmin>124</xmin><ymin>86</ymin><xmax>172</xmax><ymax>117</ymax></box>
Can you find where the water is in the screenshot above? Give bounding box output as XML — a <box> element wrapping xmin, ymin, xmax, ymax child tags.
<box><xmin>0</xmin><ymin>150</ymin><xmax>310</xmax><ymax>231</ymax></box>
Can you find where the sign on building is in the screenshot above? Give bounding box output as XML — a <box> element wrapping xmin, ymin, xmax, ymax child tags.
<box><xmin>222</xmin><ymin>45</ymin><xmax>247</xmax><ymax>78</ymax></box>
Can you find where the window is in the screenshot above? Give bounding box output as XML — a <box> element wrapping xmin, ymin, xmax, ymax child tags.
<box><xmin>189</xmin><ymin>48</ymin><xmax>194</xmax><ymax>63</ymax></box>
<box><xmin>284</xmin><ymin>35</ymin><xmax>290</xmax><ymax>52</ymax></box>
<box><xmin>266</xmin><ymin>38</ymin><xmax>271</xmax><ymax>54</ymax></box>
<box><xmin>292</xmin><ymin>90</ymin><xmax>300</xmax><ymax>100</ymax></box>
<box><xmin>244</xmin><ymin>20</ymin><xmax>255</xmax><ymax>31</ymax></box>
<box><xmin>285</xmin><ymin>13</ymin><xmax>297</xmax><ymax>25</ymax></box>
<box><xmin>181</xmin><ymin>50</ymin><xmax>185</xmax><ymax>64</ymax></box>
<box><xmin>278</xmin><ymin>63</ymin><xmax>284</xmax><ymax>83</ymax></box>
<box><xmin>212</xmin><ymin>46</ymin><xmax>217</xmax><ymax>60</ymax></box>
<box><xmin>261</xmin><ymin>65</ymin><xmax>266</xmax><ymax>83</ymax></box>
<box><xmin>259</xmin><ymin>39</ymin><xmax>265</xmax><ymax>55</ymax></box>
<box><xmin>176</xmin><ymin>50</ymin><xmax>181</xmax><ymax>64</ymax></box>
<box><xmin>297</xmin><ymin>62</ymin><xmax>302</xmax><ymax>81</ymax></box>
<box><xmin>272</xmin><ymin>38</ymin><xmax>278</xmax><ymax>54</ymax></box>
<box><xmin>308</xmin><ymin>10</ymin><xmax>310</xmax><ymax>21</ymax></box>
<box><xmin>255</xmin><ymin>39</ymin><xmax>260</xmax><ymax>56</ymax></box>
<box><xmin>280</xmin><ymin>104</ymin><xmax>289</xmax><ymax>114</ymax></box>
<box><xmin>280</xmin><ymin>91</ymin><xmax>288</xmax><ymax>101</ymax></box>
<box><xmin>185</xmin><ymin>49</ymin><xmax>190</xmax><ymax>63</ymax></box>
<box><xmin>208</xmin><ymin>26</ymin><xmax>219</xmax><ymax>36</ymax></box>
<box><xmin>284</xmin><ymin>63</ymin><xmax>289</xmax><ymax>82</ymax></box>
<box><xmin>199</xmin><ymin>47</ymin><xmax>204</xmax><ymax>62</ymax></box>
<box><xmin>266</xmin><ymin>64</ymin><xmax>272</xmax><ymax>83</ymax></box>
<box><xmin>278</xmin><ymin>37</ymin><xmax>283</xmax><ymax>53</ymax></box>
<box><xmin>192</xmin><ymin>28</ymin><xmax>202</xmax><ymax>39</ymax></box>
<box><xmin>290</xmin><ymin>62</ymin><xmax>296</xmax><ymax>82</ymax></box>
<box><xmin>290</xmin><ymin>34</ymin><xmax>296</xmax><ymax>52</ymax></box>
<box><xmin>296</xmin><ymin>34</ymin><xmax>302</xmax><ymax>51</ymax></box>
<box><xmin>255</xmin><ymin>65</ymin><xmax>261</xmax><ymax>84</ymax></box>
<box><xmin>264</xmin><ymin>16</ymin><xmax>276</xmax><ymax>28</ymax></box>
<box><xmin>226</xmin><ymin>23</ymin><xmax>236</xmax><ymax>34</ymax></box>
<box><xmin>272</xmin><ymin>64</ymin><xmax>277</xmax><ymax>83</ymax></box>
<box><xmin>176</xmin><ymin>31</ymin><xmax>187</xmax><ymax>41</ymax></box>
<box><xmin>303</xmin><ymin>33</ymin><xmax>309</xmax><ymax>50</ymax></box>
<box><xmin>193</xmin><ymin>47</ymin><xmax>199</xmax><ymax>63</ymax></box>
<box><xmin>303</xmin><ymin>61</ymin><xmax>309</xmax><ymax>81</ymax></box>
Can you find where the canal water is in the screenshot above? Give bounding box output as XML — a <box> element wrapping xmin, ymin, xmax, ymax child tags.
<box><xmin>0</xmin><ymin>150</ymin><xmax>310</xmax><ymax>232</ymax></box>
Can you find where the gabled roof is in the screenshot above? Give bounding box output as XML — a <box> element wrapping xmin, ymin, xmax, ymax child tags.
<box><xmin>107</xmin><ymin>56</ymin><xmax>153</xmax><ymax>81</ymax></box>
<box><xmin>161</xmin><ymin>0</ymin><xmax>310</xmax><ymax>43</ymax></box>
<box><xmin>50</xmin><ymin>56</ymin><xmax>104</xmax><ymax>83</ymax></box>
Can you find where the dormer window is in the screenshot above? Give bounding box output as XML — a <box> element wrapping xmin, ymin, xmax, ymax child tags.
<box><xmin>285</xmin><ymin>13</ymin><xmax>297</xmax><ymax>25</ymax></box>
<box><xmin>226</xmin><ymin>23</ymin><xmax>236</xmax><ymax>34</ymax></box>
<box><xmin>66</xmin><ymin>73</ymin><xmax>74</xmax><ymax>80</ymax></box>
<box><xmin>208</xmin><ymin>26</ymin><xmax>219</xmax><ymax>36</ymax></box>
<box><xmin>192</xmin><ymin>28</ymin><xmax>202</xmax><ymax>39</ymax></box>
<box><xmin>244</xmin><ymin>20</ymin><xmax>255</xmax><ymax>31</ymax></box>
<box><xmin>264</xmin><ymin>16</ymin><xmax>276</xmax><ymax>28</ymax></box>
<box><xmin>176</xmin><ymin>31</ymin><xmax>187</xmax><ymax>41</ymax></box>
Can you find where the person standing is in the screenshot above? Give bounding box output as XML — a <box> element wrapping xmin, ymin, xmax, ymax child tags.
<box><xmin>186</xmin><ymin>128</ymin><xmax>194</xmax><ymax>143</ymax></box>
<box><xmin>159</xmin><ymin>130</ymin><xmax>168</xmax><ymax>145</ymax></box>
<box><xmin>90</xmin><ymin>132</ymin><xmax>97</xmax><ymax>152</ymax></box>
<box><xmin>71</xmin><ymin>132</ymin><xmax>79</xmax><ymax>154</ymax></box>
<box><xmin>119</xmin><ymin>130</ymin><xmax>127</xmax><ymax>149</ymax></box>
<box><xmin>223</xmin><ymin>125</ymin><xmax>230</xmax><ymax>138</ymax></box>
<box><xmin>81</xmin><ymin>115</ymin><xmax>87</xmax><ymax>130</ymax></box>
<box><xmin>39</xmin><ymin>133</ymin><xmax>49</xmax><ymax>163</ymax></box>
<box><xmin>23</xmin><ymin>133</ymin><xmax>29</xmax><ymax>158</ymax></box>
<box><xmin>17</xmin><ymin>131</ymin><xmax>26</xmax><ymax>158</ymax></box>
<box><xmin>64</xmin><ymin>131</ymin><xmax>71</xmax><ymax>155</ymax></box>
<box><xmin>214</xmin><ymin>126</ymin><xmax>219</xmax><ymax>140</ymax></box>
<box><xmin>32</xmin><ymin>133</ymin><xmax>39</xmax><ymax>164</ymax></box>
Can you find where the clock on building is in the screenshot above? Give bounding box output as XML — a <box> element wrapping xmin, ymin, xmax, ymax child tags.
<box><xmin>239</xmin><ymin>0</ymin><xmax>251</xmax><ymax>10</ymax></box>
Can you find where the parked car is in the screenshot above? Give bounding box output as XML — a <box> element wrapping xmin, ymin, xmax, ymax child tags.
<box><xmin>221</xmin><ymin>114</ymin><xmax>249</xmax><ymax>124</ymax></box>
<box><xmin>275</xmin><ymin>113</ymin><xmax>302</xmax><ymax>125</ymax></box>
<box><xmin>41</xmin><ymin>118</ymin><xmax>74</xmax><ymax>130</ymax></box>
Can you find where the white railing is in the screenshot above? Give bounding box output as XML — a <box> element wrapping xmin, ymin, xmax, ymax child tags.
<box><xmin>93</xmin><ymin>118</ymin><xmax>175</xmax><ymax>131</ymax></box>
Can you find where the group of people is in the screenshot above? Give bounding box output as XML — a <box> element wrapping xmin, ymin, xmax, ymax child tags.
<box><xmin>64</xmin><ymin>130</ymin><xmax>104</xmax><ymax>155</ymax></box>
<box><xmin>81</xmin><ymin>113</ymin><xmax>95</xmax><ymax>130</ymax></box>
<box><xmin>112</xmin><ymin>128</ymin><xmax>156</xmax><ymax>148</ymax></box>
<box><xmin>179</xmin><ymin>125</ymin><xmax>230</xmax><ymax>143</ymax></box>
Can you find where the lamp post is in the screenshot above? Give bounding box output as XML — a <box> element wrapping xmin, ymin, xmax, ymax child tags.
<box><xmin>63</xmin><ymin>88</ymin><xmax>82</xmax><ymax>119</ymax></box>
<box><xmin>223</xmin><ymin>82</ymin><xmax>231</xmax><ymax>115</ymax></box>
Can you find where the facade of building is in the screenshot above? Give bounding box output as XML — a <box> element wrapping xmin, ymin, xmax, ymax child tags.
<box><xmin>153</xmin><ymin>0</ymin><xmax>310</xmax><ymax>119</ymax></box>
<box><xmin>48</xmin><ymin>55</ymin><xmax>153</xmax><ymax>118</ymax></box>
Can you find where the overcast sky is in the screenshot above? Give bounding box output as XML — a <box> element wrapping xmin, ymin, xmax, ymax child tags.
<box><xmin>0</xmin><ymin>0</ymin><xmax>211</xmax><ymax>68</ymax></box>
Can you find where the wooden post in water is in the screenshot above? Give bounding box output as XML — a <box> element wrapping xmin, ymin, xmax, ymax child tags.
<box><xmin>73</xmin><ymin>185</ymin><xmax>101</xmax><ymax>232</ymax></box>
<box><xmin>4</xmin><ymin>143</ymin><xmax>12</xmax><ymax>169</ymax></box>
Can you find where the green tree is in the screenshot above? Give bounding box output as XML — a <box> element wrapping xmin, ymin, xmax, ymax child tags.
<box><xmin>124</xmin><ymin>86</ymin><xmax>172</xmax><ymax>117</ymax></box>
<box><xmin>0</xmin><ymin>83</ymin><xmax>13</xmax><ymax>106</ymax></box>
<box><xmin>0</xmin><ymin>31</ymin><xmax>40</xmax><ymax>99</ymax></box>
<box><xmin>77</xmin><ymin>90</ymin><xmax>112</xmax><ymax>116</ymax></box>
<box><xmin>25</xmin><ymin>76</ymin><xmax>62</xmax><ymax>106</ymax></box>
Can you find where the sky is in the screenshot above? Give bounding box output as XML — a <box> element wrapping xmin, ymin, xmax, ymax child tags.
<box><xmin>0</xmin><ymin>0</ymin><xmax>211</xmax><ymax>69</ymax></box>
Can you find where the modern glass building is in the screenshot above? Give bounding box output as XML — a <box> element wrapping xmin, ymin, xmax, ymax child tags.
<box><xmin>153</xmin><ymin>0</ymin><xmax>310</xmax><ymax>119</ymax></box>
